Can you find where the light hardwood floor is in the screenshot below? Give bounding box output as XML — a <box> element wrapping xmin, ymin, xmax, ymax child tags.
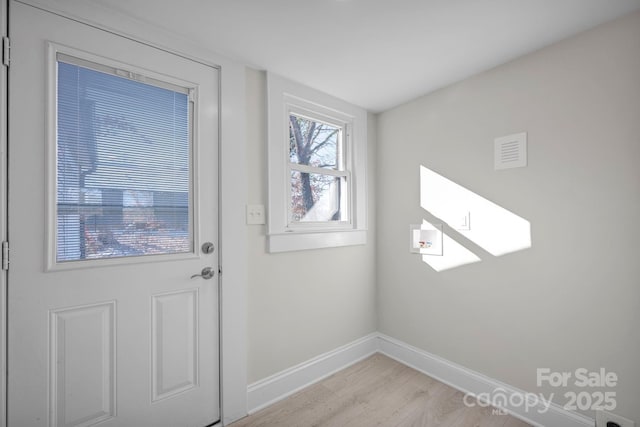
<box><xmin>231</xmin><ymin>354</ymin><xmax>531</xmax><ymax>427</ymax></box>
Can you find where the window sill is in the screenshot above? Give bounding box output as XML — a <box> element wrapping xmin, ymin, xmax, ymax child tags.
<box><xmin>267</xmin><ymin>230</ymin><xmax>367</xmax><ymax>253</ymax></box>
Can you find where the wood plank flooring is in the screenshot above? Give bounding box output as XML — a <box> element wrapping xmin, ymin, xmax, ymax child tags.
<box><xmin>231</xmin><ymin>354</ymin><xmax>531</xmax><ymax>427</ymax></box>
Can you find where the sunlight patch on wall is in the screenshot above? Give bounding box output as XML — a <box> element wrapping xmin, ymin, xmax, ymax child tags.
<box><xmin>420</xmin><ymin>220</ymin><xmax>481</xmax><ymax>272</ymax></box>
<box><xmin>420</xmin><ymin>166</ymin><xmax>531</xmax><ymax>257</ymax></box>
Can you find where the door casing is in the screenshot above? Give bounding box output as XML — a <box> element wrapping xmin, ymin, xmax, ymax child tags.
<box><xmin>0</xmin><ymin>0</ymin><xmax>8</xmax><ymax>425</ymax></box>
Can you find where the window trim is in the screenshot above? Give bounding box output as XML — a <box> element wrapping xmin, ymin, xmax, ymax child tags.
<box><xmin>267</xmin><ymin>73</ymin><xmax>367</xmax><ymax>252</ymax></box>
<box><xmin>46</xmin><ymin>43</ymin><xmax>202</xmax><ymax>271</ymax></box>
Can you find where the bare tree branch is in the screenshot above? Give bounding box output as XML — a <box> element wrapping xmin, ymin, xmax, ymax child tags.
<box><xmin>309</xmin><ymin>128</ymin><xmax>339</xmax><ymax>155</ymax></box>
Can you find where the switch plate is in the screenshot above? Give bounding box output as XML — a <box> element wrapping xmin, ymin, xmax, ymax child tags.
<box><xmin>456</xmin><ymin>212</ymin><xmax>471</xmax><ymax>231</ymax></box>
<box><xmin>246</xmin><ymin>204</ymin><xmax>266</xmax><ymax>225</ymax></box>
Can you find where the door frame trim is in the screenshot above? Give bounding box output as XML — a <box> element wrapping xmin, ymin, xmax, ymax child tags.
<box><xmin>0</xmin><ymin>0</ymin><xmax>7</xmax><ymax>425</ymax></box>
<box><xmin>2</xmin><ymin>1</ymin><xmax>248</xmax><ymax>425</ymax></box>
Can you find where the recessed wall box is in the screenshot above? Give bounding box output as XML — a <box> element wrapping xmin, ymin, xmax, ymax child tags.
<box><xmin>410</xmin><ymin>223</ymin><xmax>443</xmax><ymax>256</ymax></box>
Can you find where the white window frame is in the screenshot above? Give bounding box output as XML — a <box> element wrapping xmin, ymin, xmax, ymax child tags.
<box><xmin>267</xmin><ymin>72</ymin><xmax>367</xmax><ymax>252</ymax></box>
<box><xmin>286</xmin><ymin>105</ymin><xmax>351</xmax><ymax>231</ymax></box>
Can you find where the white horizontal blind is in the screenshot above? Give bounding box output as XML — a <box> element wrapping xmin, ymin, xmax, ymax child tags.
<box><xmin>56</xmin><ymin>56</ymin><xmax>192</xmax><ymax>262</ymax></box>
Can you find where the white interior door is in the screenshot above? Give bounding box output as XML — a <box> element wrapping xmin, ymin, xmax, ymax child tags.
<box><xmin>8</xmin><ymin>3</ymin><xmax>220</xmax><ymax>426</ymax></box>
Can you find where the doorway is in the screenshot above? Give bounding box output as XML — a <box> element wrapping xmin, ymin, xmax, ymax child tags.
<box><xmin>7</xmin><ymin>3</ymin><xmax>220</xmax><ymax>426</ymax></box>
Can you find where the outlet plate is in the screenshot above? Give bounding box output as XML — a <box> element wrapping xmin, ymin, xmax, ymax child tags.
<box><xmin>246</xmin><ymin>204</ymin><xmax>266</xmax><ymax>225</ymax></box>
<box><xmin>596</xmin><ymin>410</ymin><xmax>635</xmax><ymax>427</ymax></box>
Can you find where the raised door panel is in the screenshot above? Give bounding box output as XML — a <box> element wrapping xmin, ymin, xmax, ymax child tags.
<box><xmin>49</xmin><ymin>302</ymin><xmax>116</xmax><ymax>427</ymax></box>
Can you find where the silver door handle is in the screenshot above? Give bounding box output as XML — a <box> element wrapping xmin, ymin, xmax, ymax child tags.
<box><xmin>191</xmin><ymin>267</ymin><xmax>215</xmax><ymax>280</ymax></box>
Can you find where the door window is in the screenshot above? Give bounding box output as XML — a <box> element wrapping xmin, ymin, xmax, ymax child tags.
<box><xmin>56</xmin><ymin>54</ymin><xmax>193</xmax><ymax>262</ymax></box>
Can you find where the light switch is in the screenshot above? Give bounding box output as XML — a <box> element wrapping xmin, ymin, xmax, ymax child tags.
<box><xmin>246</xmin><ymin>204</ymin><xmax>266</xmax><ymax>225</ymax></box>
<box><xmin>456</xmin><ymin>212</ymin><xmax>471</xmax><ymax>231</ymax></box>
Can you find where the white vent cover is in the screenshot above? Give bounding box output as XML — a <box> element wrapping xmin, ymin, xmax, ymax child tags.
<box><xmin>494</xmin><ymin>132</ymin><xmax>527</xmax><ymax>170</ymax></box>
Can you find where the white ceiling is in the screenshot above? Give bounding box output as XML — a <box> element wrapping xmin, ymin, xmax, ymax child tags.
<box><xmin>89</xmin><ymin>0</ymin><xmax>640</xmax><ymax>112</ymax></box>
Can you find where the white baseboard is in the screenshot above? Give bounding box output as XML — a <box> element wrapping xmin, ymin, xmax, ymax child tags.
<box><xmin>246</xmin><ymin>333</ymin><xmax>379</xmax><ymax>413</ymax></box>
<box><xmin>245</xmin><ymin>333</ymin><xmax>595</xmax><ymax>427</ymax></box>
<box><xmin>378</xmin><ymin>334</ymin><xmax>594</xmax><ymax>427</ymax></box>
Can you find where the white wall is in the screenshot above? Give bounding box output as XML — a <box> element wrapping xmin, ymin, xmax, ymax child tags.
<box><xmin>377</xmin><ymin>11</ymin><xmax>640</xmax><ymax>423</ymax></box>
<box><xmin>245</xmin><ymin>69</ymin><xmax>378</xmax><ymax>383</ymax></box>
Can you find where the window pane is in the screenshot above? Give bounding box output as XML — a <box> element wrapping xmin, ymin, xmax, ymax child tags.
<box><xmin>290</xmin><ymin>171</ymin><xmax>347</xmax><ymax>222</ymax></box>
<box><xmin>56</xmin><ymin>60</ymin><xmax>191</xmax><ymax>262</ymax></box>
<box><xmin>289</xmin><ymin>114</ymin><xmax>340</xmax><ymax>170</ymax></box>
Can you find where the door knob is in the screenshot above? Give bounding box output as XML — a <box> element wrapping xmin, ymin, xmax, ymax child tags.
<box><xmin>191</xmin><ymin>267</ymin><xmax>215</xmax><ymax>280</ymax></box>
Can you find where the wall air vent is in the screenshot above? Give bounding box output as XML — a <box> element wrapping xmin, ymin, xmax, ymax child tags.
<box><xmin>494</xmin><ymin>132</ymin><xmax>527</xmax><ymax>170</ymax></box>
